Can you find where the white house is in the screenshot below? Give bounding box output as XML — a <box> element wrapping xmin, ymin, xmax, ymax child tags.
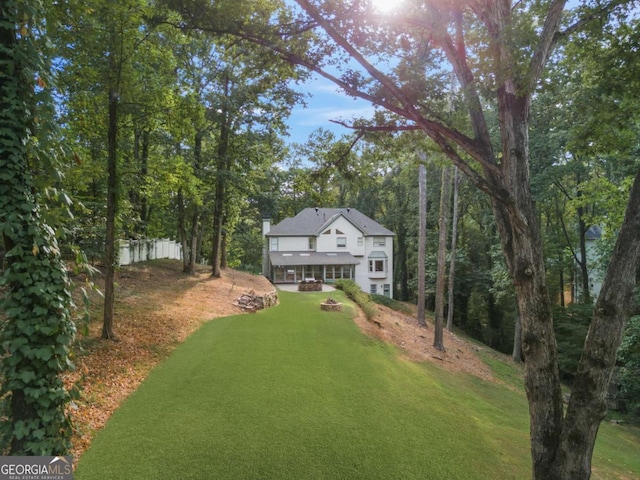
<box><xmin>262</xmin><ymin>207</ymin><xmax>395</xmax><ymax>297</ymax></box>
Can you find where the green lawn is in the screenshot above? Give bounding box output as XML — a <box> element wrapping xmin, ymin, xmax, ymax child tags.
<box><xmin>75</xmin><ymin>290</ymin><xmax>640</xmax><ymax>479</ymax></box>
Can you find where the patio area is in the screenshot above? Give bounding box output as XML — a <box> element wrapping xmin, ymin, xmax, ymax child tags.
<box><xmin>276</xmin><ymin>283</ymin><xmax>336</xmax><ymax>293</ymax></box>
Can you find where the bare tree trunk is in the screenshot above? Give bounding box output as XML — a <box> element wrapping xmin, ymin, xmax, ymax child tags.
<box><xmin>139</xmin><ymin>129</ymin><xmax>150</xmax><ymax>232</ymax></box>
<box><xmin>434</xmin><ymin>165</ymin><xmax>452</xmax><ymax>351</ymax></box>
<box><xmin>396</xmin><ymin>226</ymin><xmax>410</xmax><ymax>301</ymax></box>
<box><xmin>211</xmin><ymin>72</ymin><xmax>232</xmax><ymax>278</ymax></box>
<box><xmin>188</xmin><ymin>208</ymin><xmax>199</xmax><ymax>274</ymax></box>
<box><xmin>211</xmin><ymin>188</ymin><xmax>225</xmax><ymax>277</ymax></box>
<box><xmin>488</xmin><ymin>93</ymin><xmax>564</xmax><ymax>478</ymax></box>
<box><xmin>417</xmin><ymin>162</ymin><xmax>427</xmax><ymax>327</ymax></box>
<box><xmin>446</xmin><ymin>167</ymin><xmax>460</xmax><ymax>331</ymax></box>
<box><xmin>177</xmin><ymin>188</ymin><xmax>190</xmax><ymax>273</ymax></box>
<box><xmin>577</xmin><ymin>202</ymin><xmax>591</xmax><ymax>303</ymax></box>
<box><xmin>102</xmin><ymin>84</ymin><xmax>118</xmax><ymax>340</ymax></box>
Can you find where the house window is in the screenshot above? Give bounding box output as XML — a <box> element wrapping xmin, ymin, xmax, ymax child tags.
<box><xmin>373</xmin><ymin>237</ymin><xmax>386</xmax><ymax>247</ymax></box>
<box><xmin>323</xmin><ymin>229</ymin><xmax>331</xmax><ymax>235</ymax></box>
<box><xmin>325</xmin><ymin>266</ymin><xmax>334</xmax><ymax>280</ymax></box>
<box><xmin>369</xmin><ymin>259</ymin><xmax>386</xmax><ymax>272</ymax></box>
<box><xmin>336</xmin><ymin>229</ymin><xmax>344</xmax><ymax>234</ymax></box>
<box><xmin>370</xmin><ymin>284</ymin><xmax>377</xmax><ymax>294</ymax></box>
<box><xmin>357</xmin><ymin>237</ymin><xmax>363</xmax><ymax>246</ymax></box>
<box><xmin>337</xmin><ymin>237</ymin><xmax>347</xmax><ymax>248</ymax></box>
<box><xmin>308</xmin><ymin>237</ymin><xmax>316</xmax><ymax>250</ymax></box>
<box><xmin>270</xmin><ymin>237</ymin><xmax>278</xmax><ymax>251</ymax></box>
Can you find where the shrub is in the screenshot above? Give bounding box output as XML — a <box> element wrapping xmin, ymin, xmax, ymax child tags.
<box><xmin>335</xmin><ymin>280</ymin><xmax>377</xmax><ymax>321</ymax></box>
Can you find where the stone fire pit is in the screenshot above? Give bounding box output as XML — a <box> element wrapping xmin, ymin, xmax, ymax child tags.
<box><xmin>320</xmin><ymin>298</ymin><xmax>343</xmax><ymax>312</ymax></box>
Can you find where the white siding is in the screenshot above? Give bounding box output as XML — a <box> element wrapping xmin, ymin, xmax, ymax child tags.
<box><xmin>316</xmin><ymin>217</ymin><xmax>365</xmax><ymax>256</ymax></box>
<box><xmin>353</xmin><ymin>235</ymin><xmax>394</xmax><ymax>298</ymax></box>
<box><xmin>275</xmin><ymin>237</ymin><xmax>309</xmax><ymax>251</ymax></box>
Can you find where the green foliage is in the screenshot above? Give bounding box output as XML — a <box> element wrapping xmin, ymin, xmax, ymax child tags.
<box><xmin>618</xmin><ymin>316</ymin><xmax>640</xmax><ymax>416</ymax></box>
<box><xmin>335</xmin><ymin>279</ymin><xmax>377</xmax><ymax>320</ymax></box>
<box><xmin>553</xmin><ymin>304</ymin><xmax>593</xmax><ymax>382</ymax></box>
<box><xmin>0</xmin><ymin>1</ymin><xmax>75</xmax><ymax>454</ymax></box>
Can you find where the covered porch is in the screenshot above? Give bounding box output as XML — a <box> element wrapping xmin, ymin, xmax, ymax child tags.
<box><xmin>268</xmin><ymin>251</ymin><xmax>360</xmax><ymax>284</ymax></box>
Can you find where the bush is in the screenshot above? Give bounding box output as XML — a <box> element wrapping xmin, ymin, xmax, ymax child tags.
<box><xmin>335</xmin><ymin>280</ymin><xmax>377</xmax><ymax>321</ymax></box>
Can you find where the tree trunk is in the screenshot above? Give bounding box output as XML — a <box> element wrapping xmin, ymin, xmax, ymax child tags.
<box><xmin>0</xmin><ymin>4</ymin><xmax>75</xmax><ymax>452</ymax></box>
<box><xmin>417</xmin><ymin>162</ymin><xmax>427</xmax><ymax>326</ymax></box>
<box><xmin>102</xmin><ymin>84</ymin><xmax>118</xmax><ymax>340</ymax></box>
<box><xmin>177</xmin><ymin>188</ymin><xmax>191</xmax><ymax>273</ymax></box>
<box><xmin>434</xmin><ymin>165</ymin><xmax>452</xmax><ymax>351</ymax></box>
<box><xmin>577</xmin><ymin>202</ymin><xmax>591</xmax><ymax>303</ymax></box>
<box><xmin>395</xmin><ymin>224</ymin><xmax>410</xmax><ymax>301</ymax></box>
<box><xmin>446</xmin><ymin>167</ymin><xmax>460</xmax><ymax>331</ymax></box>
<box><xmin>211</xmin><ymin>183</ymin><xmax>226</xmax><ymax>277</ymax></box>
<box><xmin>130</xmin><ymin>128</ymin><xmax>150</xmax><ymax>235</ymax></box>
<box><xmin>211</xmin><ymin>74</ymin><xmax>231</xmax><ymax>278</ymax></box>
<box><xmin>551</xmin><ymin>165</ymin><xmax>640</xmax><ymax>479</ymax></box>
<box><xmin>188</xmin><ymin>207</ymin><xmax>199</xmax><ymax>273</ymax></box>
<box><xmin>139</xmin><ymin>129</ymin><xmax>150</xmax><ymax>232</ymax></box>
<box><xmin>489</xmin><ymin>93</ymin><xmax>564</xmax><ymax>479</ymax></box>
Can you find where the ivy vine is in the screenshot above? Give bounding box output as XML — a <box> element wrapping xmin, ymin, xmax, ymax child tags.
<box><xmin>0</xmin><ymin>0</ymin><xmax>76</xmax><ymax>455</ymax></box>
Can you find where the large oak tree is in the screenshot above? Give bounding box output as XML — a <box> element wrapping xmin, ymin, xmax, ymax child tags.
<box><xmin>167</xmin><ymin>0</ymin><xmax>640</xmax><ymax>477</ymax></box>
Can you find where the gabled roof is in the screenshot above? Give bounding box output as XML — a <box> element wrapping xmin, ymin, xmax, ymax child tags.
<box><xmin>266</xmin><ymin>208</ymin><xmax>395</xmax><ymax>237</ymax></box>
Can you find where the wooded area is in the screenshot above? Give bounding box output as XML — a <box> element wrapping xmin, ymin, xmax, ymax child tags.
<box><xmin>1</xmin><ymin>0</ymin><xmax>639</xmax><ymax>477</ymax></box>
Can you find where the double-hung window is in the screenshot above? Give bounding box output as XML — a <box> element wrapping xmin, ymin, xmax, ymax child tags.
<box><xmin>373</xmin><ymin>237</ymin><xmax>386</xmax><ymax>247</ymax></box>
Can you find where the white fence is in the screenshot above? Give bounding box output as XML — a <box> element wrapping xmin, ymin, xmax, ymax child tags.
<box><xmin>119</xmin><ymin>238</ymin><xmax>182</xmax><ymax>266</ymax></box>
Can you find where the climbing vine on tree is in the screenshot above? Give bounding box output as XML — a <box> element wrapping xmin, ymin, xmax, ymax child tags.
<box><xmin>0</xmin><ymin>0</ymin><xmax>76</xmax><ymax>455</ymax></box>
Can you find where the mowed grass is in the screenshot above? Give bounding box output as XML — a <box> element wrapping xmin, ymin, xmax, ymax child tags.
<box><xmin>75</xmin><ymin>291</ymin><xmax>640</xmax><ymax>479</ymax></box>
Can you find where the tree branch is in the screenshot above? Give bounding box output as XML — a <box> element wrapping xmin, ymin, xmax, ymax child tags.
<box><xmin>527</xmin><ymin>0</ymin><xmax>568</xmax><ymax>93</ymax></box>
<box><xmin>556</xmin><ymin>0</ymin><xmax>634</xmax><ymax>41</ymax></box>
<box><xmin>329</xmin><ymin>119</ymin><xmax>420</xmax><ymax>132</ymax></box>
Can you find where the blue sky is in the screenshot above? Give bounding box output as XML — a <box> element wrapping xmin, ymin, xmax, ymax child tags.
<box><xmin>285</xmin><ymin>73</ymin><xmax>377</xmax><ymax>145</ymax></box>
